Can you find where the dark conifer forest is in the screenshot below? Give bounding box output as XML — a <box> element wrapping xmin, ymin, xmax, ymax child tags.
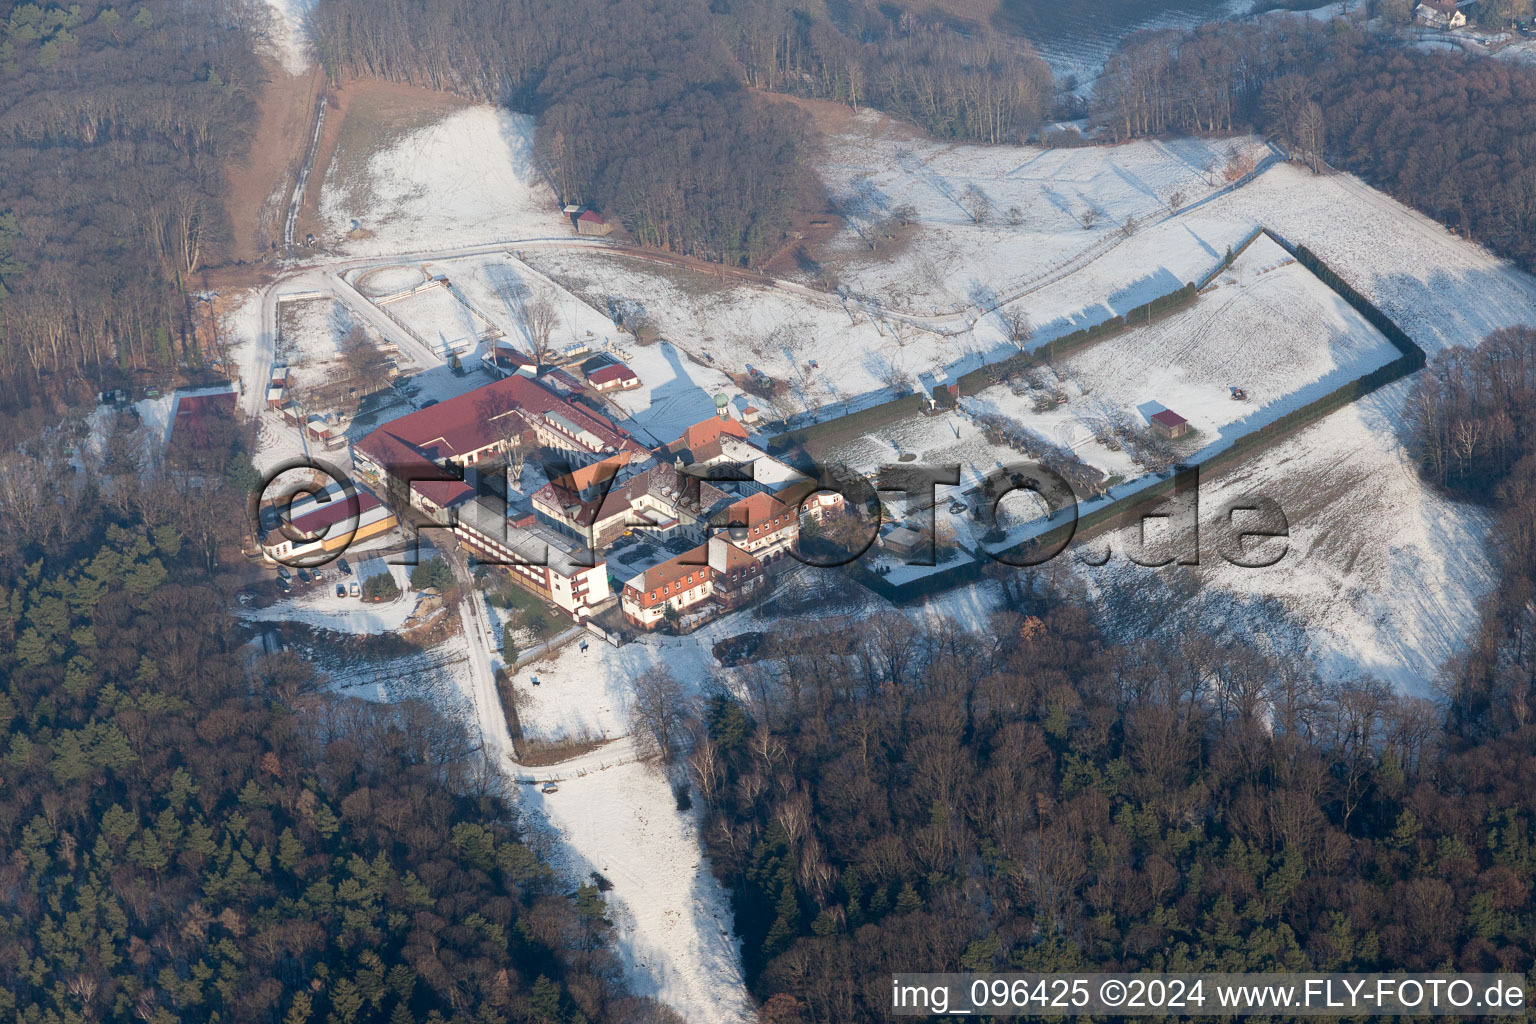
<box><xmin>0</xmin><ymin>438</ymin><xmax>679</xmax><ymax>1021</ymax></box>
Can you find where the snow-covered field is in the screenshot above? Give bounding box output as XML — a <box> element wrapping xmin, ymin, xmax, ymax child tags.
<box><xmin>970</xmin><ymin>233</ymin><xmax>1401</xmax><ymax>472</ymax></box>
<box><xmin>425</xmin><ymin>253</ymin><xmax>608</xmax><ymax>360</ymax></box>
<box><xmin>523</xmin><ymin>248</ymin><xmax>938</xmax><ymax>426</ymax></box>
<box><xmin>317</xmin><ymin>107</ymin><xmax>569</xmax><ymax>257</ymax></box>
<box><xmin>276</xmin><ymin>297</ymin><xmax>355</xmax><ymax>391</ymax></box>
<box><xmin>819</xmin><ymin>114</ymin><xmax>1267</xmax><ymax>314</ymax></box>
<box><xmin>821</xmin><ymin>229</ymin><xmax>1401</xmax><ymax>525</ymax></box>
<box><xmin>241</xmin><ymin>563</ymin><xmax>418</xmax><ymax>637</ymax></box>
<box><xmin>380</xmin><ymin>283</ymin><xmax>498</xmax><ymax>356</ymax></box>
<box><xmin>1073</xmin><ymin>380</ymin><xmax>1496</xmax><ymax>694</ymax></box>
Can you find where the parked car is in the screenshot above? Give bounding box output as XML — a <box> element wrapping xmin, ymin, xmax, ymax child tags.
<box><xmin>296</xmin><ymin>568</ymin><xmax>312</xmax><ymax>584</ymax></box>
<box><xmin>338</xmin><ymin>557</ymin><xmax>352</xmax><ymax>576</ymax></box>
<box><xmin>336</xmin><ymin>583</ymin><xmax>346</xmax><ymax>598</ymax></box>
<box><xmin>348</xmin><ymin>581</ymin><xmax>360</xmax><ymax>598</ymax></box>
<box><xmin>276</xmin><ymin>566</ymin><xmax>291</xmax><ymax>581</ymax></box>
<box><xmin>276</xmin><ymin>578</ymin><xmax>291</xmax><ymax>594</ymax></box>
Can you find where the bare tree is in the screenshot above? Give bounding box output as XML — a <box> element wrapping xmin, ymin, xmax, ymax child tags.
<box><xmin>960</xmin><ymin>183</ymin><xmax>993</xmax><ymax>225</ymax></box>
<box><xmin>871</xmin><ymin>354</ymin><xmax>915</xmax><ymax>396</ymax></box>
<box><xmin>1294</xmin><ymin>100</ymin><xmax>1326</xmax><ymax>174</ymax></box>
<box><xmin>1002</xmin><ymin>307</ymin><xmax>1034</xmax><ymax>351</ymax></box>
<box><xmin>518</xmin><ymin>294</ymin><xmax>560</xmax><ymax>367</ymax></box>
<box><xmin>629</xmin><ymin>666</ymin><xmax>691</xmax><ymax>763</ymax></box>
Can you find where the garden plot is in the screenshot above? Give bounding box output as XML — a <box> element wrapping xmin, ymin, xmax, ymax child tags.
<box><xmin>817</xmin><ymin>110</ymin><xmax>1268</xmax><ymax>313</ymax></box>
<box><xmin>317</xmin><ymin>105</ymin><xmax>569</xmax><ymax>257</ymax></box>
<box><xmin>276</xmin><ymin>297</ymin><xmax>357</xmax><ymax>392</ymax></box>
<box><xmin>822</xmin><ymin>233</ymin><xmax>1401</xmax><ymax>538</ymax></box>
<box><xmin>975</xmin><ymin>233</ymin><xmax>1403</xmax><ymax>463</ymax></box>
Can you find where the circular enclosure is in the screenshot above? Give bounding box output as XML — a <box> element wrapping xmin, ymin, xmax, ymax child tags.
<box><xmin>355</xmin><ymin>265</ymin><xmax>427</xmax><ymax>298</ymax></box>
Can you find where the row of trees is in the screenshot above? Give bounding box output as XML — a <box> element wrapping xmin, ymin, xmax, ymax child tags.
<box><xmin>0</xmin><ymin>0</ymin><xmax>265</xmax><ymax>406</ymax></box>
<box><xmin>682</xmin><ymin>606</ymin><xmax>1536</xmax><ymax>1021</ymax></box>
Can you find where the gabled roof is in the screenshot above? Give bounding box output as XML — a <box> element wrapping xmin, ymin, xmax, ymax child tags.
<box><xmin>170</xmin><ymin>388</ymin><xmax>238</xmax><ymax>449</ymax></box>
<box><xmin>287</xmin><ymin>490</ymin><xmax>385</xmax><ymax>538</ymax></box>
<box><xmin>577</xmin><ymin>210</ymin><xmax>607</xmax><ymax>224</ymax></box>
<box><xmin>671</xmin><ymin>415</ymin><xmax>748</xmax><ymax>455</ymax></box>
<box><xmin>722</xmin><ymin>490</ymin><xmax>789</xmax><ymax>528</ymax></box>
<box><xmin>1150</xmin><ymin>409</ymin><xmax>1187</xmax><ymax>428</ymax></box>
<box><xmin>586</xmin><ymin>363</ymin><xmax>637</xmax><ymax>386</ymax></box>
<box><xmin>553</xmin><ymin>452</ymin><xmax>632</xmax><ymax>495</ymax></box>
<box><xmin>630</xmin><ymin>544</ymin><xmax>710</xmax><ymax>593</ymax></box>
<box><xmin>714</xmin><ymin>540</ymin><xmax>759</xmax><ymax>574</ymax></box>
<box><xmin>355</xmin><ymin>375</ymin><xmax>634</xmax><ymax>471</ymax></box>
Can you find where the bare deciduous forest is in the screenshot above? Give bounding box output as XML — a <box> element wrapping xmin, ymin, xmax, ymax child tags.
<box><xmin>0</xmin><ymin>1</ymin><xmax>263</xmax><ymax>411</ymax></box>
<box><xmin>693</xmin><ymin>603</ymin><xmax>1536</xmax><ymax>1022</ymax></box>
<box><xmin>1091</xmin><ymin>20</ymin><xmax>1536</xmax><ymax>270</ymax></box>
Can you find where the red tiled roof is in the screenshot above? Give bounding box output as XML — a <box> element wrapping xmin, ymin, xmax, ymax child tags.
<box><xmin>413</xmin><ymin>478</ymin><xmax>475</xmax><ymax>509</ymax></box>
<box><xmin>1150</xmin><ymin>409</ymin><xmax>1187</xmax><ymax>428</ymax></box>
<box><xmin>631</xmin><ymin>544</ymin><xmax>710</xmax><ymax>597</ymax></box>
<box><xmin>578</xmin><ymin>210</ymin><xmax>606</xmax><ymax>224</ymax></box>
<box><xmin>586</xmin><ymin>363</ymin><xmax>637</xmax><ymax>386</ymax></box>
<box><xmin>722</xmin><ymin>490</ymin><xmax>789</xmax><ymax>528</ymax></box>
<box><xmin>714</xmin><ymin>540</ymin><xmax>758</xmax><ymax>574</ymax></box>
<box><xmin>491</xmin><ymin>342</ymin><xmax>535</xmax><ymax>367</ymax></box>
<box><xmin>355</xmin><ymin>375</ymin><xmax>633</xmax><ymax>471</ymax></box>
<box><xmin>673</xmin><ymin>415</ymin><xmax>747</xmax><ymax>453</ymax></box>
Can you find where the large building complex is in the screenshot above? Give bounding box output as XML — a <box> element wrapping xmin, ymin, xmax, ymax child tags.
<box><xmin>345</xmin><ymin>374</ymin><xmax>842</xmax><ymax>629</ymax></box>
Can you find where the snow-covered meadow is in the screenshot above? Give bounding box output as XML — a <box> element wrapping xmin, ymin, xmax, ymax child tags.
<box><xmin>316</xmin><ymin>107</ymin><xmax>569</xmax><ymax>257</ymax></box>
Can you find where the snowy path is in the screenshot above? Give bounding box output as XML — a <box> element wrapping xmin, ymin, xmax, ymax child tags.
<box><xmin>524</xmin><ymin>761</ymin><xmax>755</xmax><ymax>1024</ymax></box>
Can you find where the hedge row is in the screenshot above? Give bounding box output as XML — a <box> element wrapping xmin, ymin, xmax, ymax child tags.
<box><xmin>767</xmin><ymin>393</ymin><xmax>928</xmax><ymax>453</ymax></box>
<box><xmin>1197</xmin><ymin>225</ymin><xmax>1267</xmax><ymax>290</ymax></box>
